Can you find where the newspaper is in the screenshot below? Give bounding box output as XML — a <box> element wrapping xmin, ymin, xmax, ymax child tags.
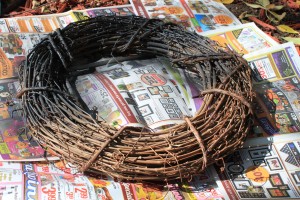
<box><xmin>0</xmin><ymin>33</ymin><xmax>45</xmax><ymax>79</ymax></box>
<box><xmin>0</xmin><ymin>79</ymin><xmax>58</xmax><ymax>161</ymax></box>
<box><xmin>0</xmin><ymin>161</ymin><xmax>229</xmax><ymax>200</ymax></box>
<box><xmin>244</xmin><ymin>42</ymin><xmax>300</xmax><ymax>85</ymax></box>
<box><xmin>1</xmin><ymin>134</ymin><xmax>300</xmax><ymax>200</ymax></box>
<box><xmin>76</xmin><ymin>58</ymin><xmax>202</xmax><ymax>129</ymax></box>
<box><xmin>55</xmin><ymin>5</ymin><xmax>134</xmax><ymax>28</ymax></box>
<box><xmin>199</xmin><ymin>22</ymin><xmax>300</xmax><ymax>139</ymax></box>
<box><xmin>130</xmin><ymin>0</ymin><xmax>241</xmax><ymax>32</ymax></box>
<box><xmin>0</xmin><ymin>5</ymin><xmax>134</xmax><ymax>33</ymax></box>
<box><xmin>243</xmin><ymin>42</ymin><xmax>300</xmax><ymax>137</ymax></box>
<box><xmin>219</xmin><ymin>136</ymin><xmax>300</xmax><ymax>199</ymax></box>
<box><xmin>1</xmin><ymin>15</ymin><xmax>60</xmax><ymax>33</ymax></box>
<box><xmin>201</xmin><ymin>22</ymin><xmax>279</xmax><ymax>55</ymax></box>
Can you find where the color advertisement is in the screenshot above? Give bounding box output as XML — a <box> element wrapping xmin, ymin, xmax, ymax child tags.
<box><xmin>130</xmin><ymin>0</ymin><xmax>241</xmax><ymax>32</ymax></box>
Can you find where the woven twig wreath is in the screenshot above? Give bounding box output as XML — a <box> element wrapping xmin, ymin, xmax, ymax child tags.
<box><xmin>18</xmin><ymin>16</ymin><xmax>253</xmax><ymax>181</ymax></box>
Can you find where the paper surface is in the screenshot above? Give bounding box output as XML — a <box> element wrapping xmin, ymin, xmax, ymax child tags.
<box><xmin>76</xmin><ymin>58</ymin><xmax>202</xmax><ymax>129</ymax></box>
<box><xmin>130</xmin><ymin>0</ymin><xmax>241</xmax><ymax>32</ymax></box>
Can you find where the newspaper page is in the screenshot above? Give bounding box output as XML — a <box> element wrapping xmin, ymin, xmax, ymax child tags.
<box><xmin>55</xmin><ymin>11</ymin><xmax>79</xmax><ymax>28</ymax></box>
<box><xmin>0</xmin><ymin>19</ymin><xmax>10</xmax><ymax>33</ymax></box>
<box><xmin>0</xmin><ymin>14</ymin><xmax>60</xmax><ymax>33</ymax></box>
<box><xmin>2</xmin><ymin>137</ymin><xmax>300</xmax><ymax>200</ymax></box>
<box><xmin>244</xmin><ymin>42</ymin><xmax>300</xmax><ymax>84</ymax></box>
<box><xmin>57</xmin><ymin>5</ymin><xmax>134</xmax><ymax>28</ymax></box>
<box><xmin>218</xmin><ymin>134</ymin><xmax>300</xmax><ymax>199</ymax></box>
<box><xmin>76</xmin><ymin>58</ymin><xmax>202</xmax><ymax>129</ymax></box>
<box><xmin>201</xmin><ymin>22</ymin><xmax>279</xmax><ymax>55</ymax></box>
<box><xmin>0</xmin><ymin>161</ymin><xmax>229</xmax><ymax>200</ymax></box>
<box><xmin>0</xmin><ymin>33</ymin><xmax>45</xmax><ymax>79</ymax></box>
<box><xmin>0</xmin><ymin>5</ymin><xmax>135</xmax><ymax>33</ymax></box>
<box><xmin>130</xmin><ymin>0</ymin><xmax>241</xmax><ymax>33</ymax></box>
<box><xmin>242</xmin><ymin>42</ymin><xmax>300</xmax><ymax>137</ymax></box>
<box><xmin>0</xmin><ymin>79</ymin><xmax>58</xmax><ymax>161</ymax></box>
<box><xmin>29</xmin><ymin>15</ymin><xmax>60</xmax><ymax>32</ymax></box>
<box><xmin>0</xmin><ymin>162</ymin><xmax>92</xmax><ymax>200</ymax></box>
<box><xmin>75</xmin><ymin>4</ymin><xmax>134</xmax><ymax>18</ymax></box>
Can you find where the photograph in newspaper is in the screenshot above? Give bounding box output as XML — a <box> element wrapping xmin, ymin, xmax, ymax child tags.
<box><xmin>243</xmin><ymin>43</ymin><xmax>300</xmax><ymax>136</ymax></box>
<box><xmin>130</xmin><ymin>0</ymin><xmax>241</xmax><ymax>32</ymax></box>
<box><xmin>201</xmin><ymin>23</ymin><xmax>278</xmax><ymax>55</ymax></box>
<box><xmin>85</xmin><ymin>5</ymin><xmax>135</xmax><ymax>17</ymax></box>
<box><xmin>70</xmin><ymin>5</ymin><xmax>135</xmax><ymax>23</ymax></box>
<box><xmin>180</xmin><ymin>166</ymin><xmax>229</xmax><ymax>199</ymax></box>
<box><xmin>0</xmin><ymin>33</ymin><xmax>45</xmax><ymax>79</ymax></box>
<box><xmin>244</xmin><ymin>42</ymin><xmax>300</xmax><ymax>83</ymax></box>
<box><xmin>0</xmin><ymin>79</ymin><xmax>21</xmax><ymax>120</ymax></box>
<box><xmin>0</xmin><ymin>118</ymin><xmax>46</xmax><ymax>161</ymax></box>
<box><xmin>55</xmin><ymin>12</ymin><xmax>78</xmax><ymax>28</ymax></box>
<box><xmin>254</xmin><ymin>78</ymin><xmax>300</xmax><ymax>134</ymax></box>
<box><xmin>55</xmin><ymin>5</ymin><xmax>136</xmax><ymax>28</ymax></box>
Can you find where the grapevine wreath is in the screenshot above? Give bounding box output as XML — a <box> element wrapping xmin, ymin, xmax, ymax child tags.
<box><xmin>17</xmin><ymin>16</ymin><xmax>253</xmax><ymax>181</ymax></box>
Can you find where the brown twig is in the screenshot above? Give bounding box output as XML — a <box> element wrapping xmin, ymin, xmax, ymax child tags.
<box><xmin>248</xmin><ymin>16</ymin><xmax>276</xmax><ymax>30</ymax></box>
